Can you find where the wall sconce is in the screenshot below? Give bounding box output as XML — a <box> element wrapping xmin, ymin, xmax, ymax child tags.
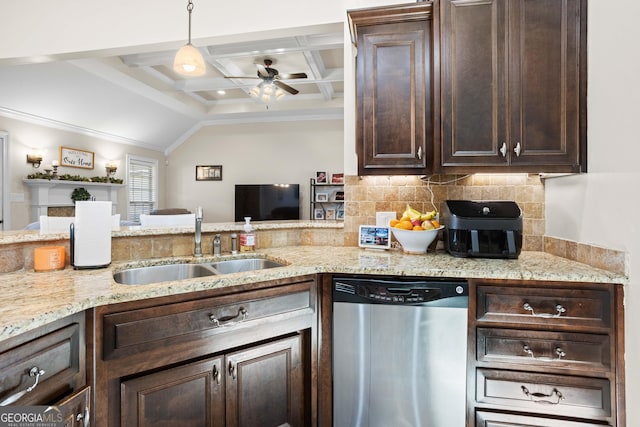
<box><xmin>105</xmin><ymin>162</ymin><xmax>118</xmax><ymax>178</ymax></box>
<box><xmin>27</xmin><ymin>153</ymin><xmax>44</xmax><ymax>168</ymax></box>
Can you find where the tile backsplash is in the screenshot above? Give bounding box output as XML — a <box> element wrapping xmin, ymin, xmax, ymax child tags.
<box><xmin>343</xmin><ymin>174</ymin><xmax>545</xmax><ymax>250</ymax></box>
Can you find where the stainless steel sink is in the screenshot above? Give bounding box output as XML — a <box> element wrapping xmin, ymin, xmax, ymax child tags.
<box><xmin>208</xmin><ymin>258</ymin><xmax>285</xmax><ymax>274</ymax></box>
<box><xmin>113</xmin><ymin>258</ymin><xmax>286</xmax><ymax>285</ymax></box>
<box><xmin>113</xmin><ymin>263</ymin><xmax>218</xmax><ymax>285</ymax></box>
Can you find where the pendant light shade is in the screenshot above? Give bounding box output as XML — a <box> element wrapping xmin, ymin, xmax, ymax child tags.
<box><xmin>174</xmin><ymin>44</ymin><xmax>205</xmax><ymax>76</ymax></box>
<box><xmin>174</xmin><ymin>0</ymin><xmax>205</xmax><ymax>77</ymax></box>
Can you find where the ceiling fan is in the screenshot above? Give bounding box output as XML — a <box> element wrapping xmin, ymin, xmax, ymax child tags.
<box><xmin>225</xmin><ymin>59</ymin><xmax>307</xmax><ymax>97</ymax></box>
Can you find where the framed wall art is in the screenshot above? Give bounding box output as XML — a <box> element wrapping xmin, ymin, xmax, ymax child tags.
<box><xmin>59</xmin><ymin>146</ymin><xmax>94</xmax><ymax>169</ymax></box>
<box><xmin>196</xmin><ymin>165</ymin><xmax>222</xmax><ymax>181</ymax></box>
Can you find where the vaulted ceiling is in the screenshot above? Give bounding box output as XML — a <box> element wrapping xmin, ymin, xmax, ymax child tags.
<box><xmin>0</xmin><ymin>24</ymin><xmax>345</xmax><ymax>153</ymax></box>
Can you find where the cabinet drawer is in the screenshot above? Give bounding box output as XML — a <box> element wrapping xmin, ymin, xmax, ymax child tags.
<box><xmin>476</xmin><ymin>285</ymin><xmax>611</xmax><ymax>330</ymax></box>
<box><xmin>476</xmin><ymin>410</ymin><xmax>611</xmax><ymax>427</ymax></box>
<box><xmin>476</xmin><ymin>368</ymin><xmax>611</xmax><ymax>419</ymax></box>
<box><xmin>103</xmin><ymin>282</ymin><xmax>314</xmax><ymax>360</ymax></box>
<box><xmin>477</xmin><ymin>328</ymin><xmax>611</xmax><ymax>374</ymax></box>
<box><xmin>0</xmin><ymin>317</ymin><xmax>83</xmax><ymax>406</ymax></box>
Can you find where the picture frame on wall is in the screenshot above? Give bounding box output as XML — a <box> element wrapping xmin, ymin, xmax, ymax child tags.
<box><xmin>196</xmin><ymin>165</ymin><xmax>222</xmax><ymax>181</ymax></box>
<box><xmin>331</xmin><ymin>173</ymin><xmax>344</xmax><ymax>184</ymax></box>
<box><xmin>59</xmin><ymin>146</ymin><xmax>94</xmax><ymax>169</ymax></box>
<box><xmin>316</xmin><ymin>193</ymin><xmax>328</xmax><ymax>202</ymax></box>
<box><xmin>314</xmin><ymin>208</ymin><xmax>325</xmax><ymax>220</ymax></box>
<box><xmin>325</xmin><ymin>208</ymin><xmax>336</xmax><ymax>220</ymax></box>
<box><xmin>336</xmin><ymin>209</ymin><xmax>345</xmax><ymax>220</ymax></box>
<box><xmin>316</xmin><ymin>171</ymin><xmax>327</xmax><ymax>184</ymax></box>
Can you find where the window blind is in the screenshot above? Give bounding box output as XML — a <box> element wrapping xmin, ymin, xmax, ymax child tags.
<box><xmin>127</xmin><ymin>156</ymin><xmax>157</xmax><ymax>222</ymax></box>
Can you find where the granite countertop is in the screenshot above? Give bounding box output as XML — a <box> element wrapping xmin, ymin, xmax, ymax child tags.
<box><xmin>0</xmin><ymin>246</ymin><xmax>627</xmax><ymax>341</ymax></box>
<box><xmin>0</xmin><ymin>220</ymin><xmax>341</xmax><ymax>245</ymax></box>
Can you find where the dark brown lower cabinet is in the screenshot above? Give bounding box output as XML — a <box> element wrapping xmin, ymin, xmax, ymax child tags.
<box><xmin>93</xmin><ymin>276</ymin><xmax>317</xmax><ymax>427</ymax></box>
<box><xmin>121</xmin><ymin>335</ymin><xmax>302</xmax><ymax>427</ymax></box>
<box><xmin>469</xmin><ymin>279</ymin><xmax>624</xmax><ymax>427</ymax></box>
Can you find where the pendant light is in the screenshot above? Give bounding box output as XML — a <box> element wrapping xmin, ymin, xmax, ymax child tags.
<box><xmin>173</xmin><ymin>0</ymin><xmax>205</xmax><ymax>76</ymax></box>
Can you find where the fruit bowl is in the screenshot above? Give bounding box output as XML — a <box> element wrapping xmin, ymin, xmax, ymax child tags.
<box><xmin>391</xmin><ymin>226</ymin><xmax>444</xmax><ymax>254</ymax></box>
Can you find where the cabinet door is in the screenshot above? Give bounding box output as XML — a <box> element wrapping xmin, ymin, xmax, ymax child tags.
<box><xmin>57</xmin><ymin>386</ymin><xmax>91</xmax><ymax>427</ymax></box>
<box><xmin>351</xmin><ymin>4</ymin><xmax>434</xmax><ymax>175</ymax></box>
<box><xmin>508</xmin><ymin>0</ymin><xmax>584</xmax><ymax>170</ymax></box>
<box><xmin>226</xmin><ymin>335</ymin><xmax>303</xmax><ymax>427</ymax></box>
<box><xmin>440</xmin><ymin>0</ymin><xmax>507</xmax><ymax>167</ymax></box>
<box><xmin>439</xmin><ymin>0</ymin><xmax>586</xmax><ymax>173</ymax></box>
<box><xmin>121</xmin><ymin>357</ymin><xmax>225</xmax><ymax>427</ymax></box>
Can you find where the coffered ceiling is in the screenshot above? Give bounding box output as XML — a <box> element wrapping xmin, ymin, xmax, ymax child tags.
<box><xmin>0</xmin><ymin>24</ymin><xmax>345</xmax><ymax>153</ymax></box>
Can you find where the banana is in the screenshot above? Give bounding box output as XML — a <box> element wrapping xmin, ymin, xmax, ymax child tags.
<box><xmin>403</xmin><ymin>204</ymin><xmax>422</xmax><ymax>221</ymax></box>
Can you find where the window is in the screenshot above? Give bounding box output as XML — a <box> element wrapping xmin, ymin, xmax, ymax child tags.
<box><xmin>126</xmin><ymin>154</ymin><xmax>158</xmax><ymax>222</ymax></box>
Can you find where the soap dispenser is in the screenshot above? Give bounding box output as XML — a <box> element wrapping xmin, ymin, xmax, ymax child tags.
<box><xmin>240</xmin><ymin>217</ymin><xmax>256</xmax><ymax>252</ymax></box>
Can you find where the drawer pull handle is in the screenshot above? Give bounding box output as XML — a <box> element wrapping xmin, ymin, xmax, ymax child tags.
<box><xmin>0</xmin><ymin>366</ymin><xmax>46</xmax><ymax>406</ymax></box>
<box><xmin>523</xmin><ymin>303</ymin><xmax>566</xmax><ymax>318</ymax></box>
<box><xmin>76</xmin><ymin>406</ymin><xmax>90</xmax><ymax>427</ymax></box>
<box><xmin>213</xmin><ymin>365</ymin><xmax>221</xmax><ymax>384</ymax></box>
<box><xmin>209</xmin><ymin>307</ymin><xmax>248</xmax><ymax>327</ymax></box>
<box><xmin>521</xmin><ymin>385</ymin><xmax>564</xmax><ymax>405</ymax></box>
<box><xmin>228</xmin><ymin>361</ymin><xmax>236</xmax><ymax>380</ymax></box>
<box><xmin>523</xmin><ymin>345</ymin><xmax>567</xmax><ymax>361</ymax></box>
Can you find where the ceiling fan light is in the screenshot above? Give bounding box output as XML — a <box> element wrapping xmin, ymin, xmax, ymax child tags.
<box><xmin>262</xmin><ymin>83</ymin><xmax>274</xmax><ymax>95</ymax></box>
<box><xmin>173</xmin><ymin>44</ymin><xmax>206</xmax><ymax>76</ymax></box>
<box><xmin>261</xmin><ymin>93</ymin><xmax>272</xmax><ymax>103</ymax></box>
<box><xmin>275</xmin><ymin>88</ymin><xmax>287</xmax><ymax>100</ymax></box>
<box><xmin>249</xmin><ymin>84</ymin><xmax>262</xmax><ymax>98</ymax></box>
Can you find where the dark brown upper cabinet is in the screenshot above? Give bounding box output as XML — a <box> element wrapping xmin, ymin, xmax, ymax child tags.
<box><xmin>349</xmin><ymin>3</ymin><xmax>435</xmax><ymax>176</ymax></box>
<box><xmin>436</xmin><ymin>0</ymin><xmax>587</xmax><ymax>173</ymax></box>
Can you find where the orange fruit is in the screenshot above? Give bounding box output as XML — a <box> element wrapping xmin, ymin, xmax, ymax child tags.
<box><xmin>389</xmin><ymin>219</ymin><xmax>400</xmax><ymax>227</ymax></box>
<box><xmin>397</xmin><ymin>220</ymin><xmax>413</xmax><ymax>230</ymax></box>
<box><xmin>431</xmin><ymin>220</ymin><xmax>440</xmax><ymax>228</ymax></box>
<box><xmin>413</xmin><ymin>225</ymin><xmax>424</xmax><ymax>231</ymax></box>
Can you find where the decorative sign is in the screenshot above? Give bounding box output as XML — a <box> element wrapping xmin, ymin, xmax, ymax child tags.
<box><xmin>59</xmin><ymin>146</ymin><xmax>94</xmax><ymax>169</ymax></box>
<box><xmin>196</xmin><ymin>165</ymin><xmax>222</xmax><ymax>181</ymax></box>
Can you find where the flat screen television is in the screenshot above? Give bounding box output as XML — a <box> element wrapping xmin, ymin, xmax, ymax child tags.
<box><xmin>234</xmin><ymin>184</ymin><xmax>300</xmax><ymax>222</ymax></box>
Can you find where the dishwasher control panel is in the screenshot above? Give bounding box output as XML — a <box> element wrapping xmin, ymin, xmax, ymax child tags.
<box><xmin>334</xmin><ymin>278</ymin><xmax>467</xmax><ymax>305</ymax></box>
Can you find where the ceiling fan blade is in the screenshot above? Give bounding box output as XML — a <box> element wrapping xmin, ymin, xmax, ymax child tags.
<box><xmin>280</xmin><ymin>72</ymin><xmax>308</xmax><ymax>79</ymax></box>
<box><xmin>224</xmin><ymin>76</ymin><xmax>260</xmax><ymax>79</ymax></box>
<box><xmin>256</xmin><ymin>63</ymin><xmax>269</xmax><ymax>78</ymax></box>
<box><xmin>274</xmin><ymin>81</ymin><xmax>299</xmax><ymax>95</ymax></box>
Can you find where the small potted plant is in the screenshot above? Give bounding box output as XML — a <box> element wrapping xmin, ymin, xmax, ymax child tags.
<box><xmin>71</xmin><ymin>187</ymin><xmax>92</xmax><ymax>203</ymax></box>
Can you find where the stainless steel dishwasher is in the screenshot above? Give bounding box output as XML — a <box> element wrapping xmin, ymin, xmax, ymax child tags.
<box><xmin>332</xmin><ymin>276</ymin><xmax>468</xmax><ymax>427</ymax></box>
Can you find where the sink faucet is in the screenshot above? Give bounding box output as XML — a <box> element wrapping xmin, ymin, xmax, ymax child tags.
<box><xmin>194</xmin><ymin>206</ymin><xmax>203</xmax><ymax>257</ymax></box>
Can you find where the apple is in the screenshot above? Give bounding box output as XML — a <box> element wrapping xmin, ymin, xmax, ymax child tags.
<box><xmin>421</xmin><ymin>220</ymin><xmax>435</xmax><ymax>230</ymax></box>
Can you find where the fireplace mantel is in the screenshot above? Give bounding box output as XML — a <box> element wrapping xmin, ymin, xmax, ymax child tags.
<box><xmin>23</xmin><ymin>179</ymin><xmax>124</xmax><ymax>221</ymax></box>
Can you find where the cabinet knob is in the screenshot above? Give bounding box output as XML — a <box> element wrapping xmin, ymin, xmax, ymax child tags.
<box><xmin>417</xmin><ymin>146</ymin><xmax>423</xmax><ymax>160</ymax></box>
<box><xmin>514</xmin><ymin>142</ymin><xmax>522</xmax><ymax>157</ymax></box>
<box><xmin>499</xmin><ymin>142</ymin><xmax>507</xmax><ymax>157</ymax></box>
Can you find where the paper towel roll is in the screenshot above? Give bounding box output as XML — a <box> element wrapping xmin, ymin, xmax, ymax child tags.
<box><xmin>72</xmin><ymin>201</ymin><xmax>112</xmax><ymax>268</ymax></box>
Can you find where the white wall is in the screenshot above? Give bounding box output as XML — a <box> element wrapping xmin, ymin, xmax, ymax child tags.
<box><xmin>166</xmin><ymin>120</ymin><xmax>344</xmax><ymax>222</ymax></box>
<box><xmin>545</xmin><ymin>0</ymin><xmax>640</xmax><ymax>424</ymax></box>
<box><xmin>0</xmin><ymin>115</ymin><xmax>166</xmax><ymax>229</ymax></box>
